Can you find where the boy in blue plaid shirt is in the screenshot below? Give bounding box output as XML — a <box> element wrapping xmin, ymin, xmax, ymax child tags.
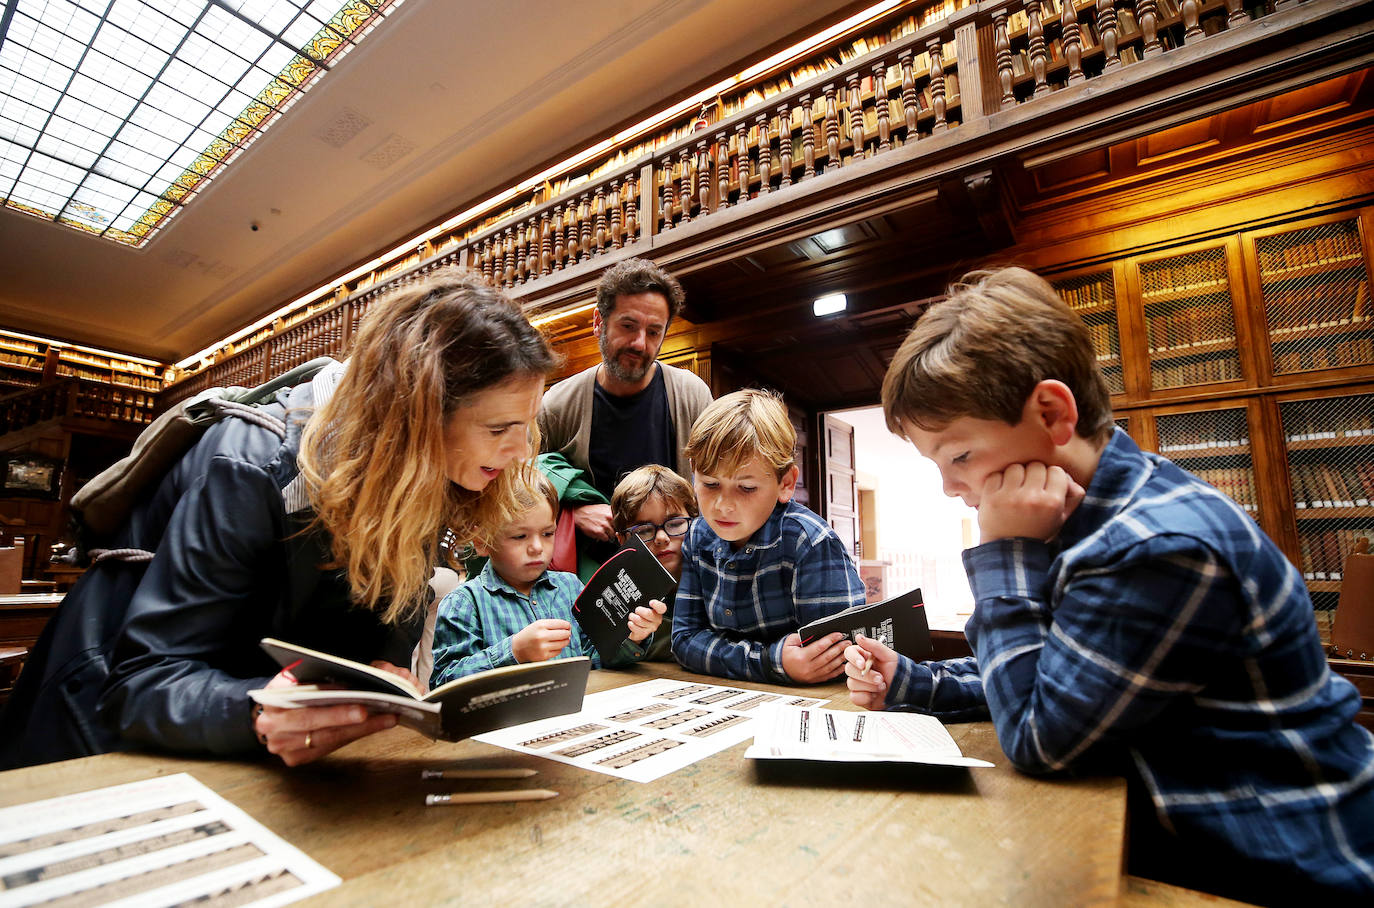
<box><xmin>844</xmin><ymin>266</ymin><xmax>1374</xmax><ymax>902</ymax></box>
<box><xmin>671</xmin><ymin>389</ymin><xmax>865</xmax><ymax>683</ymax></box>
<box><xmin>430</xmin><ymin>468</ymin><xmax>664</xmax><ymax>686</ymax></box>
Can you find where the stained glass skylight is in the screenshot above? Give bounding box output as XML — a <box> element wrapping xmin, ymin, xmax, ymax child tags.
<box><xmin>0</xmin><ymin>0</ymin><xmax>404</xmax><ymax>247</ymax></box>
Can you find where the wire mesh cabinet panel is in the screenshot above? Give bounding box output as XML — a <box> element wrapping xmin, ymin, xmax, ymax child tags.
<box><xmin>1052</xmin><ymin>269</ymin><xmax>1126</xmax><ymax>395</ymax></box>
<box><xmin>1255</xmin><ymin>217</ymin><xmax>1372</xmax><ymax>376</ymax></box>
<box><xmin>1137</xmin><ymin>246</ymin><xmax>1243</xmax><ymax>391</ymax></box>
<box><xmin>1278</xmin><ymin>391</ymin><xmax>1374</xmax><ymax>645</ymax></box>
<box><xmin>1155</xmin><ymin>408</ymin><xmax>1261</xmax><ymax>518</ymax></box>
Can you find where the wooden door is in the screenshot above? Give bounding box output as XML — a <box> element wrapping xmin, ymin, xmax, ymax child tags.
<box><xmin>823</xmin><ymin>414</ymin><xmax>858</xmax><ymax>558</ymax></box>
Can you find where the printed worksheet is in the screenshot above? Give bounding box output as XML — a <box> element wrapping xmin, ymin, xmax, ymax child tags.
<box><xmin>473</xmin><ymin>678</ymin><xmax>828</xmax><ymax>783</ymax></box>
<box><xmin>0</xmin><ymin>773</ymin><xmax>339</xmax><ymax>908</ymax></box>
<box><xmin>744</xmin><ymin>704</ymin><xmax>994</xmax><ymax>767</ymax></box>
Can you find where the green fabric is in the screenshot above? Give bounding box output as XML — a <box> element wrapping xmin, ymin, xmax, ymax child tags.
<box><xmin>536</xmin><ymin>453</ymin><xmax>608</xmax><ymax>582</ymax></box>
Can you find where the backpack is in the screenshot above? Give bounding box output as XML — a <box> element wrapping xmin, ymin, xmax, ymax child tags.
<box><xmin>70</xmin><ymin>357</ymin><xmax>335</xmax><ymax>565</ymax></box>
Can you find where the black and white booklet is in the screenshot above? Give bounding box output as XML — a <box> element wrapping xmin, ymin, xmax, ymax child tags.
<box><xmin>572</xmin><ymin>533</ymin><xmax>676</xmax><ymax>663</ymax></box>
<box><xmin>797</xmin><ymin>587</ymin><xmax>932</xmax><ymax>661</ymax></box>
<box><xmin>249</xmin><ymin>638</ymin><xmax>590</xmax><ymax>742</ymax></box>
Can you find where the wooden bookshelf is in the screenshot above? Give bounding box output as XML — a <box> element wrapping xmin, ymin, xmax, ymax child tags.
<box><xmin>1133</xmin><ymin>244</ymin><xmax>1245</xmax><ymax>391</ymax></box>
<box><xmin>1051</xmin><ymin>268</ymin><xmax>1127</xmax><ymax>396</ymax></box>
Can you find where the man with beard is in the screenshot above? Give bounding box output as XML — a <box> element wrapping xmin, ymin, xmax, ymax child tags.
<box><xmin>538</xmin><ymin>258</ymin><xmax>713</xmax><ymax>564</ymax></box>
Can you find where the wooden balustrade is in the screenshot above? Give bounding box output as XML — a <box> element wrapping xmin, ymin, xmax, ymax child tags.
<box><xmin>161</xmin><ymin>0</ymin><xmax>1296</xmax><ymax>404</ymax></box>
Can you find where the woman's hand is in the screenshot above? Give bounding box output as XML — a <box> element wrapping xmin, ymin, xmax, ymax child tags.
<box><xmin>252</xmin><ymin>663</ymin><xmax>409</xmax><ymax>767</ymax></box>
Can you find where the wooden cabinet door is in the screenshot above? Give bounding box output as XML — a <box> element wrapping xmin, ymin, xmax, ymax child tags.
<box><xmin>823</xmin><ymin>414</ymin><xmax>858</xmax><ymax>558</ymax></box>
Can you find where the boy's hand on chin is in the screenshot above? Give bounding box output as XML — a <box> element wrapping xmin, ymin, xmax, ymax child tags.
<box><xmin>977</xmin><ymin>462</ymin><xmax>1085</xmax><ymax>543</ymax></box>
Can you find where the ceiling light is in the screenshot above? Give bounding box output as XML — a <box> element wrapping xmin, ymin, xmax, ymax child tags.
<box><xmin>813</xmin><ymin>294</ymin><xmax>847</xmax><ymax>317</ymax></box>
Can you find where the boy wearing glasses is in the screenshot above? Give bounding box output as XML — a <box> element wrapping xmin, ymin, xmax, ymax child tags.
<box><xmin>672</xmin><ymin>390</ymin><xmax>865</xmax><ymax>683</ymax></box>
<box><xmin>610</xmin><ymin>465</ymin><xmax>699</xmax><ymax>660</ymax></box>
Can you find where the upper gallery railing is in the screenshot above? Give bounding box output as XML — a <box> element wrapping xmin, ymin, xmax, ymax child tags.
<box><xmin>161</xmin><ymin>0</ymin><xmax>1325</xmax><ymax>405</ymax></box>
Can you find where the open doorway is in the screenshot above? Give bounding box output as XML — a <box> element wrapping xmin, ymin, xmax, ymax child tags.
<box><xmin>828</xmin><ymin>406</ymin><xmax>978</xmax><ymax>632</ymax></box>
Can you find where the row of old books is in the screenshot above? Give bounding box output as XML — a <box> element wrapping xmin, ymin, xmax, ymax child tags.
<box><xmin>1085</xmin><ymin>322</ymin><xmax>1119</xmax><ymax>361</ymax></box>
<box><xmin>1284</xmin><ymin>410</ymin><xmax>1374</xmax><ymax>442</ymax></box>
<box><xmin>54</xmin><ymin>364</ymin><xmax>162</xmax><ymax>391</ymax></box>
<box><xmin>1258</xmin><ymin>229</ymin><xmax>1363</xmax><ymax>274</ymax></box>
<box><xmin>1272</xmin><ymin>338</ymin><xmax>1374</xmax><ymax>374</ymax></box>
<box><xmin>1140</xmin><ymin>254</ymin><xmax>1229</xmax><ymax>299</ymax></box>
<box><xmin>1159</xmin><ymin>429</ymin><xmax>1248</xmax><ymax>452</ymax></box>
<box><xmin>1300</xmin><ymin>528</ymin><xmax>1370</xmax><ymax>580</ymax></box>
<box><xmin>1060</xmin><ymin>277</ymin><xmax>1114</xmax><ymax>311</ymax></box>
<box><xmin>1291</xmin><ymin>462</ymin><xmax>1374</xmax><ymax>509</ymax></box>
<box><xmin>1266</xmin><ymin>281</ymin><xmax>1370</xmax><ymax>332</ymax></box>
<box><xmin>1145</xmin><ymin>307</ymin><xmax>1234</xmax><ymax>353</ymax></box>
<box><xmin>1190</xmin><ymin>466</ymin><xmax>1259</xmax><ymax>511</ymax></box>
<box><xmin>1152</xmin><ymin>355</ymin><xmax>1242</xmax><ymax>387</ymax></box>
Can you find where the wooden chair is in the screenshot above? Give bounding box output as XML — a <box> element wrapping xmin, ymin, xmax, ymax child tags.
<box><xmin>1331</xmin><ymin>537</ymin><xmax>1374</xmax><ymax>662</ymax></box>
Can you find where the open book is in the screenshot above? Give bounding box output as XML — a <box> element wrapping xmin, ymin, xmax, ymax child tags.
<box><xmin>744</xmin><ymin>704</ymin><xmax>993</xmax><ymax>768</ymax></box>
<box><xmin>798</xmin><ymin>587</ymin><xmax>932</xmax><ymax>661</ymax></box>
<box><xmin>572</xmin><ymin>534</ymin><xmax>676</xmax><ymax>663</ymax></box>
<box><xmin>248</xmin><ymin>638</ymin><xmax>589</xmax><ymax>742</ymax></box>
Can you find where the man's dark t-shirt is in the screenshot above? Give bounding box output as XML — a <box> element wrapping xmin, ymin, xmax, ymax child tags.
<box><xmin>587</xmin><ymin>365</ymin><xmax>676</xmax><ymax>502</ymax></box>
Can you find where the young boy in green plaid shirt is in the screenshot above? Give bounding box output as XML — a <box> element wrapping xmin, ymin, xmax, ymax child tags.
<box><xmin>430</xmin><ymin>468</ymin><xmax>665</xmax><ymax>686</ymax></box>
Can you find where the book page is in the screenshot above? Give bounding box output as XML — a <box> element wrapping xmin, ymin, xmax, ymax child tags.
<box><xmin>474</xmin><ymin>679</ymin><xmax>827</xmax><ymax>783</ymax></box>
<box><xmin>0</xmin><ymin>773</ymin><xmax>339</xmax><ymax>908</ymax></box>
<box><xmin>744</xmin><ymin>704</ymin><xmax>994</xmax><ymax>767</ymax></box>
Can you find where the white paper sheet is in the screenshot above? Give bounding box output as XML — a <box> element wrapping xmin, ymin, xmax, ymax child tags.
<box><xmin>473</xmin><ymin>678</ymin><xmax>828</xmax><ymax>783</ymax></box>
<box><xmin>743</xmin><ymin>704</ymin><xmax>994</xmax><ymax>767</ymax></box>
<box><xmin>0</xmin><ymin>773</ymin><xmax>340</xmax><ymax>908</ymax></box>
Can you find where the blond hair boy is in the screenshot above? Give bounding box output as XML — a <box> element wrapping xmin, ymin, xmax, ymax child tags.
<box><xmin>611</xmin><ymin>465</ymin><xmax>698</xmax><ymax>660</ymax></box>
<box><xmin>672</xmin><ymin>389</ymin><xmax>864</xmax><ymax>683</ymax></box>
<box><xmin>430</xmin><ymin>469</ymin><xmax>664</xmax><ymax>685</ymax></box>
<box><xmin>846</xmin><ymin>266</ymin><xmax>1374</xmax><ymax>901</ymax></box>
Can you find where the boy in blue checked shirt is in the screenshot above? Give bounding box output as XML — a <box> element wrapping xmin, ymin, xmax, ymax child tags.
<box><xmin>430</xmin><ymin>468</ymin><xmax>665</xmax><ymax>686</ymax></box>
<box><xmin>844</xmin><ymin>266</ymin><xmax>1374</xmax><ymax>902</ymax></box>
<box><xmin>671</xmin><ymin>389</ymin><xmax>865</xmax><ymax>684</ymax></box>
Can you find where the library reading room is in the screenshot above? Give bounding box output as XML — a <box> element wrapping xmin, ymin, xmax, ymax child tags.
<box><xmin>1</xmin><ymin>0</ymin><xmax>1373</xmax><ymax>905</ymax></box>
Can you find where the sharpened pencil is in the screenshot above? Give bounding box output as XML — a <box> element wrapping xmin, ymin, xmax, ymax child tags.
<box><xmin>425</xmin><ymin>789</ymin><xmax>558</xmax><ymax>805</ymax></box>
<box><xmin>420</xmin><ymin>768</ymin><xmax>537</xmax><ymax>780</ymax></box>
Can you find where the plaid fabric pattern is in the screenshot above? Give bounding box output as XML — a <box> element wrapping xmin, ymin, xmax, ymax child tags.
<box><xmin>671</xmin><ymin>500</ymin><xmax>866</xmax><ymax>682</ymax></box>
<box><xmin>430</xmin><ymin>561</ymin><xmax>642</xmax><ymax>686</ymax></box>
<box><xmin>889</xmin><ymin>429</ymin><xmax>1374</xmax><ymax>895</ymax></box>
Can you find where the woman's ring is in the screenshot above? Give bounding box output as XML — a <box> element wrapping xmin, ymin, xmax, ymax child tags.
<box><xmin>305</xmin><ymin>731</ymin><xmax>312</xmax><ymax>749</ymax></box>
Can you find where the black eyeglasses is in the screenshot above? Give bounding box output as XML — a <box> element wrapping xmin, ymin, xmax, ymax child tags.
<box><xmin>624</xmin><ymin>516</ymin><xmax>691</xmax><ymax>542</ymax></box>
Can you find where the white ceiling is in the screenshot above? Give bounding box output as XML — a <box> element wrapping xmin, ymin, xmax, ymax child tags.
<box><xmin>0</xmin><ymin>0</ymin><xmax>858</xmax><ymax>363</ymax></box>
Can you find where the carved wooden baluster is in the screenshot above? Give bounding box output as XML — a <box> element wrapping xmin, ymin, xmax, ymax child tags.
<box><xmin>800</xmin><ymin>93</ymin><xmax>816</xmax><ymax>179</ymax></box>
<box><xmin>539</xmin><ymin>211</ymin><xmax>552</xmax><ymax>275</ymax></box>
<box><xmin>1136</xmin><ymin>0</ymin><xmax>1162</xmax><ymax>57</ymax></box>
<box><xmin>503</xmin><ymin>228</ymin><xmax>517</xmax><ymax>286</ymax></box>
<box><xmin>756</xmin><ymin>114</ymin><xmax>771</xmax><ymax>195</ymax></box>
<box><xmin>609</xmin><ymin>180</ymin><xmax>622</xmax><ymax>249</ymax></box>
<box><xmin>929</xmin><ymin>39</ymin><xmax>949</xmax><ymax>131</ymax></box>
<box><xmin>1027</xmin><ymin>4</ymin><xmax>1050</xmax><ymax>97</ymax></box>
<box><xmin>678</xmin><ymin>147</ymin><xmax>693</xmax><ymax>222</ymax></box>
<box><xmin>823</xmin><ymin>83</ymin><xmax>841</xmax><ymax>171</ymax></box>
<box><xmin>660</xmin><ymin>157</ymin><xmax>675</xmax><ymax>228</ymax></box>
<box><xmin>624</xmin><ymin>173</ymin><xmax>638</xmax><ymax>240</ymax></box>
<box><xmin>514</xmin><ymin>223</ymin><xmax>527</xmax><ymax>284</ymax></box>
<box><xmin>1063</xmin><ymin>0</ymin><xmax>1086</xmax><ymax>82</ymax></box>
<box><xmin>565</xmin><ymin>201</ymin><xmax>580</xmax><ymax>263</ymax></box>
<box><xmin>872</xmin><ymin>63</ymin><xmax>891</xmax><ymax>153</ymax></box>
<box><xmin>594</xmin><ymin>186</ymin><xmax>607</xmax><ymax>254</ymax></box>
<box><xmin>696</xmin><ymin>141</ymin><xmax>710</xmax><ymax>213</ymax></box>
<box><xmin>1098</xmin><ymin>0</ymin><xmax>1121</xmax><ymax>71</ymax></box>
<box><xmin>579</xmin><ymin>194</ymin><xmax>593</xmax><ymax>261</ymax></box>
<box><xmin>734</xmin><ymin>121</ymin><xmax>749</xmax><ymax>200</ymax></box>
<box><xmin>481</xmin><ymin>237</ymin><xmax>494</xmax><ymax>284</ymax></box>
<box><xmin>1180</xmin><ymin>0</ymin><xmax>1203</xmax><ymax>40</ymax></box>
<box><xmin>527</xmin><ymin>221</ymin><xmax>540</xmax><ymax>279</ymax></box>
<box><xmin>551</xmin><ymin>205</ymin><xmax>565</xmax><ymax>270</ymax></box>
<box><xmin>898</xmin><ymin>50</ymin><xmax>919</xmax><ymax>136</ymax></box>
<box><xmin>490</xmin><ymin>231</ymin><xmax>503</xmax><ymax>287</ymax></box>
<box><xmin>1224</xmin><ymin>0</ymin><xmax>1247</xmax><ymax>24</ymax></box>
<box><xmin>716</xmin><ymin>131</ymin><xmax>730</xmax><ymax>208</ymax></box>
<box><xmin>777</xmin><ymin>104</ymin><xmax>793</xmax><ymax>186</ymax></box>
<box><xmin>846</xmin><ymin>72</ymin><xmax>865</xmax><ymax>159</ymax></box>
<box><xmin>993</xmin><ymin>11</ymin><xmax>1014</xmax><ymax>108</ymax></box>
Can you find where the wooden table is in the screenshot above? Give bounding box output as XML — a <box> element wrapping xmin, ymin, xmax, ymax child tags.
<box><xmin>0</xmin><ymin>662</ymin><xmax>1128</xmax><ymax>906</ymax></box>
